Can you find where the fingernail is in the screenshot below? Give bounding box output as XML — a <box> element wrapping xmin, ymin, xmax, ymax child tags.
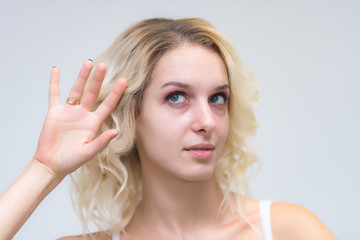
<box><xmin>111</xmin><ymin>132</ymin><xmax>118</xmax><ymax>140</ymax></box>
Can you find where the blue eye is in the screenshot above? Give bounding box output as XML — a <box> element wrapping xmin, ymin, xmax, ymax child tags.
<box><xmin>209</xmin><ymin>94</ymin><xmax>227</xmax><ymax>104</ymax></box>
<box><xmin>167</xmin><ymin>92</ymin><xmax>187</xmax><ymax>103</ymax></box>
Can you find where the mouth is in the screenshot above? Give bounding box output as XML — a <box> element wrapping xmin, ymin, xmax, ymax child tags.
<box><xmin>184</xmin><ymin>143</ymin><xmax>215</xmax><ymax>159</ymax></box>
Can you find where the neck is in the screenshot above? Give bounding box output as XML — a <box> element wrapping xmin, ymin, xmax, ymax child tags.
<box><xmin>128</xmin><ymin>165</ymin><xmax>226</xmax><ymax>236</ymax></box>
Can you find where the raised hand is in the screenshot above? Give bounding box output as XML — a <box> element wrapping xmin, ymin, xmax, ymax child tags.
<box><xmin>34</xmin><ymin>60</ymin><xmax>126</xmax><ymax>178</ymax></box>
<box><xmin>0</xmin><ymin>60</ymin><xmax>126</xmax><ymax>239</ymax></box>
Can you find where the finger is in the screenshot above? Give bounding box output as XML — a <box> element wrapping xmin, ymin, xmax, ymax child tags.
<box><xmin>81</xmin><ymin>62</ymin><xmax>107</xmax><ymax>110</ymax></box>
<box><xmin>95</xmin><ymin>78</ymin><xmax>127</xmax><ymax>122</ymax></box>
<box><xmin>49</xmin><ymin>67</ymin><xmax>60</xmax><ymax>108</ymax></box>
<box><xmin>83</xmin><ymin>129</ymin><xmax>118</xmax><ymax>160</ymax></box>
<box><xmin>67</xmin><ymin>60</ymin><xmax>93</xmax><ymax>102</ymax></box>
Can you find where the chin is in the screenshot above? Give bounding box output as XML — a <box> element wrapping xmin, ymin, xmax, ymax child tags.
<box><xmin>180</xmin><ymin>164</ymin><xmax>216</xmax><ymax>182</ymax></box>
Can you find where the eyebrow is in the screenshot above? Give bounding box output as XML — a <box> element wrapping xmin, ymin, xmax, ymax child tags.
<box><xmin>215</xmin><ymin>84</ymin><xmax>230</xmax><ymax>91</ymax></box>
<box><xmin>161</xmin><ymin>81</ymin><xmax>192</xmax><ymax>89</ymax></box>
<box><xmin>161</xmin><ymin>81</ymin><xmax>230</xmax><ymax>91</ymax></box>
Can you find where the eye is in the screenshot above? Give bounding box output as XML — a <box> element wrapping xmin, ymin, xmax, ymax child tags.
<box><xmin>166</xmin><ymin>92</ymin><xmax>188</xmax><ymax>104</ymax></box>
<box><xmin>209</xmin><ymin>93</ymin><xmax>227</xmax><ymax>104</ymax></box>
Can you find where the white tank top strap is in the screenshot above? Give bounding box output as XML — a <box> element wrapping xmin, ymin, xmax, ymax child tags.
<box><xmin>112</xmin><ymin>232</ymin><xmax>120</xmax><ymax>240</ymax></box>
<box><xmin>259</xmin><ymin>200</ymin><xmax>273</xmax><ymax>240</ymax></box>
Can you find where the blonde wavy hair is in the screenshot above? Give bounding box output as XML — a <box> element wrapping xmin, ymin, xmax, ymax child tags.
<box><xmin>71</xmin><ymin>17</ymin><xmax>260</xmax><ymax>235</ymax></box>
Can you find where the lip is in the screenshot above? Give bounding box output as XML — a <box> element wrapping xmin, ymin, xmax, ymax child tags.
<box><xmin>184</xmin><ymin>143</ymin><xmax>215</xmax><ymax>159</ymax></box>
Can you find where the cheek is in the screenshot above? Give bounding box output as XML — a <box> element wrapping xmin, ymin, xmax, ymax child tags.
<box><xmin>137</xmin><ymin>111</ymin><xmax>183</xmax><ymax>150</ymax></box>
<box><xmin>217</xmin><ymin>114</ymin><xmax>230</xmax><ymax>142</ymax></box>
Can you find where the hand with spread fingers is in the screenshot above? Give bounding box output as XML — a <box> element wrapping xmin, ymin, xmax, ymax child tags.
<box><xmin>0</xmin><ymin>60</ymin><xmax>126</xmax><ymax>240</ymax></box>
<box><xmin>34</xmin><ymin>60</ymin><xmax>126</xmax><ymax>178</ymax></box>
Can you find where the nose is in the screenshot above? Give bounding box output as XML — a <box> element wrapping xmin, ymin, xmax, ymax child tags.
<box><xmin>191</xmin><ymin>99</ymin><xmax>216</xmax><ymax>135</ymax></box>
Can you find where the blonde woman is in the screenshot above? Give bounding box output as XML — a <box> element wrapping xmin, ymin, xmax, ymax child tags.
<box><xmin>0</xmin><ymin>18</ymin><xmax>336</xmax><ymax>240</ymax></box>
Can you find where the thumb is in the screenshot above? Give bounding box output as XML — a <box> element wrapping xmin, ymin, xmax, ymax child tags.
<box><xmin>84</xmin><ymin>130</ymin><xmax>118</xmax><ymax>158</ymax></box>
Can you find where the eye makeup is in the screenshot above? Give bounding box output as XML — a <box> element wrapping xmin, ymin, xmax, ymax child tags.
<box><xmin>161</xmin><ymin>81</ymin><xmax>230</xmax><ymax>108</ymax></box>
<box><xmin>166</xmin><ymin>91</ymin><xmax>190</xmax><ymax>104</ymax></box>
<box><xmin>209</xmin><ymin>92</ymin><xmax>228</xmax><ymax>105</ymax></box>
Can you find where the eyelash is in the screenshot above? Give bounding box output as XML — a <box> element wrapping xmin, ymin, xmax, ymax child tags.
<box><xmin>209</xmin><ymin>93</ymin><xmax>228</xmax><ymax>104</ymax></box>
<box><xmin>166</xmin><ymin>91</ymin><xmax>188</xmax><ymax>104</ymax></box>
<box><xmin>165</xmin><ymin>91</ymin><xmax>228</xmax><ymax>105</ymax></box>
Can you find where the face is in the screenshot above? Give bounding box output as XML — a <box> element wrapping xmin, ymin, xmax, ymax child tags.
<box><xmin>135</xmin><ymin>44</ymin><xmax>229</xmax><ymax>181</ymax></box>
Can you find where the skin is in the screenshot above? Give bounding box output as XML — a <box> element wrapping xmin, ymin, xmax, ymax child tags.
<box><xmin>62</xmin><ymin>45</ymin><xmax>336</xmax><ymax>240</ymax></box>
<box><xmin>128</xmin><ymin>44</ymin><xmax>231</xmax><ymax>238</ymax></box>
<box><xmin>0</xmin><ymin>46</ymin><xmax>337</xmax><ymax>240</ymax></box>
<box><xmin>136</xmin><ymin>44</ymin><xmax>230</xmax><ymax>182</ymax></box>
<box><xmin>0</xmin><ymin>60</ymin><xmax>127</xmax><ymax>240</ymax></box>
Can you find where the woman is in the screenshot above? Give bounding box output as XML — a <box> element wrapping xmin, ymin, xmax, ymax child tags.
<box><xmin>0</xmin><ymin>18</ymin><xmax>336</xmax><ymax>240</ymax></box>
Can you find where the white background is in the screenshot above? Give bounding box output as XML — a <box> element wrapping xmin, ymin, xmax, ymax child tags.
<box><xmin>0</xmin><ymin>0</ymin><xmax>359</xmax><ymax>239</ymax></box>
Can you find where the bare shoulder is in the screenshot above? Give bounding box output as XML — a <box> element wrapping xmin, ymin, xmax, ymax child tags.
<box><xmin>271</xmin><ymin>202</ymin><xmax>337</xmax><ymax>240</ymax></box>
<box><xmin>57</xmin><ymin>231</ymin><xmax>112</xmax><ymax>240</ymax></box>
<box><xmin>57</xmin><ymin>235</ymin><xmax>84</xmax><ymax>240</ymax></box>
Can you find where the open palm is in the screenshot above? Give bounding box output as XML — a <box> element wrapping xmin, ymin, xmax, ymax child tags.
<box><xmin>34</xmin><ymin>60</ymin><xmax>126</xmax><ymax>178</ymax></box>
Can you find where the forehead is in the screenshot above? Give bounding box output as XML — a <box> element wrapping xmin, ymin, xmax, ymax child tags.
<box><xmin>150</xmin><ymin>44</ymin><xmax>228</xmax><ymax>88</ymax></box>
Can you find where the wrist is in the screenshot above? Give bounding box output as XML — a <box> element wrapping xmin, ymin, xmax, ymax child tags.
<box><xmin>0</xmin><ymin>158</ymin><xmax>64</xmax><ymax>239</ymax></box>
<box><xmin>29</xmin><ymin>157</ymin><xmax>64</xmax><ymax>187</ymax></box>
